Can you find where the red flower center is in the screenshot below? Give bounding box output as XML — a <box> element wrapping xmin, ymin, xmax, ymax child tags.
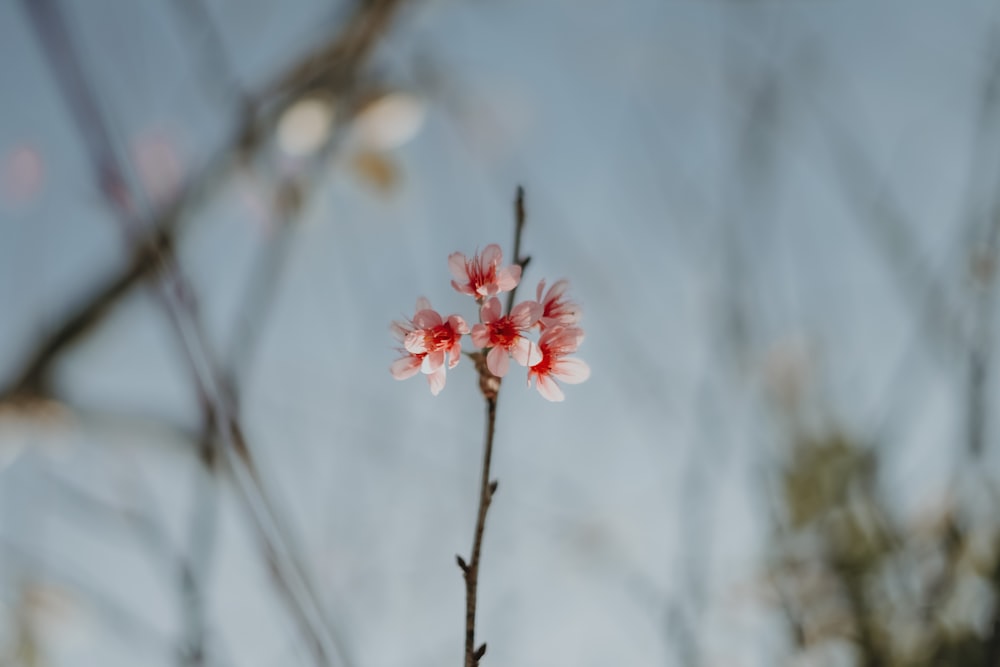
<box><xmin>423</xmin><ymin>323</ymin><xmax>457</xmax><ymax>351</ymax></box>
<box><xmin>489</xmin><ymin>318</ymin><xmax>519</xmax><ymax>349</ymax></box>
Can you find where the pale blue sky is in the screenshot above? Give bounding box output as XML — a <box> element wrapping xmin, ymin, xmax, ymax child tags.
<box><xmin>1</xmin><ymin>1</ymin><xmax>998</xmax><ymax>665</ymax></box>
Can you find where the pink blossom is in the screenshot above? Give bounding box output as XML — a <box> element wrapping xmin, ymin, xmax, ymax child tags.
<box><xmin>390</xmin><ymin>297</ymin><xmax>470</xmax><ymax>395</ymax></box>
<box><xmin>449</xmin><ymin>244</ymin><xmax>521</xmax><ymax>299</ymax></box>
<box><xmin>470</xmin><ymin>297</ymin><xmax>542</xmax><ymax>377</ymax></box>
<box><xmin>535</xmin><ymin>279</ymin><xmax>581</xmax><ymax>330</ymax></box>
<box><xmin>527</xmin><ymin>326</ymin><xmax>590</xmax><ymax>402</ymax></box>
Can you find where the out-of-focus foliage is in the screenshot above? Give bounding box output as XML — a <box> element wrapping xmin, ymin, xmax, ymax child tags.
<box><xmin>770</xmin><ymin>420</ymin><xmax>1000</xmax><ymax>666</ymax></box>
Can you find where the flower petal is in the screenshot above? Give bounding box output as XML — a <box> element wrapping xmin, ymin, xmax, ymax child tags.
<box><xmin>554</xmin><ymin>357</ymin><xmax>590</xmax><ymax>384</ymax></box>
<box><xmin>487</xmin><ymin>346</ymin><xmax>510</xmax><ymax>377</ymax></box>
<box><xmin>496</xmin><ymin>265</ymin><xmax>520</xmax><ymax>292</ymax></box>
<box><xmin>481</xmin><ymin>244</ymin><xmax>502</xmax><ymax>267</ymax></box>
<box><xmin>427</xmin><ymin>367</ymin><xmax>446</xmax><ymax>395</ymax></box>
<box><xmin>511</xmin><ymin>337</ymin><xmax>530</xmax><ymax>366</ymax></box>
<box><xmin>535</xmin><ymin>374</ymin><xmax>565</xmax><ymax>402</ymax></box>
<box><xmin>413</xmin><ymin>308</ymin><xmax>443</xmax><ymax>329</ymax></box>
<box><xmin>448</xmin><ymin>252</ymin><xmax>469</xmax><ymax>283</ymax></box>
<box><xmin>447</xmin><ymin>341</ymin><xmax>462</xmax><ymax>368</ymax></box>
<box><xmin>448</xmin><ymin>314</ymin><xmax>470</xmax><ymax>334</ymax></box>
<box><xmin>512</xmin><ymin>337</ymin><xmax>542</xmax><ymax>367</ymax></box>
<box><xmin>470</xmin><ymin>324</ymin><xmax>489</xmax><ymax>348</ymax></box>
<box><xmin>526</xmin><ymin>339</ymin><xmax>543</xmax><ymax>366</ymax></box>
<box><xmin>390</xmin><ymin>320</ymin><xmax>409</xmax><ymax>342</ymax></box>
<box><xmin>480</xmin><ymin>297</ymin><xmax>502</xmax><ymax>324</ymax></box>
<box><xmin>404</xmin><ymin>331</ymin><xmax>427</xmax><ymax>353</ymax></box>
<box><xmin>422</xmin><ymin>350</ymin><xmax>445</xmax><ymax>373</ymax></box>
<box><xmin>543</xmin><ymin>279</ymin><xmax>569</xmax><ymax>303</ymax></box>
<box><xmin>510</xmin><ymin>300</ymin><xmax>542</xmax><ymax>328</ymax></box>
<box><xmin>390</xmin><ymin>355</ymin><xmax>422</xmax><ymax>380</ymax></box>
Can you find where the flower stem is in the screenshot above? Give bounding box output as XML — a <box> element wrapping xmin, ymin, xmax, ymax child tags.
<box><xmin>461</xmin><ymin>395</ymin><xmax>498</xmax><ymax>667</ymax></box>
<box><xmin>504</xmin><ymin>186</ymin><xmax>531</xmax><ymax>316</ymax></box>
<box><xmin>460</xmin><ymin>187</ymin><xmax>530</xmax><ymax>666</ymax></box>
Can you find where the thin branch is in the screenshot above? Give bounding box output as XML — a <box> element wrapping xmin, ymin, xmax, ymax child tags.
<box><xmin>460</xmin><ymin>188</ymin><xmax>531</xmax><ymax>667</ymax></box>
<box><xmin>504</xmin><ymin>186</ymin><xmax>531</xmax><ymax>315</ymax></box>
<box><xmin>461</xmin><ymin>396</ymin><xmax>498</xmax><ymax>667</ymax></box>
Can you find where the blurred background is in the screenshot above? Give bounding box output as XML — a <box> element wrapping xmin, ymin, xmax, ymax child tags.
<box><xmin>2</xmin><ymin>0</ymin><xmax>1000</xmax><ymax>665</ymax></box>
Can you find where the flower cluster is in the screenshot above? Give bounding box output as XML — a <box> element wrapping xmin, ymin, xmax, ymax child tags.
<box><xmin>390</xmin><ymin>244</ymin><xmax>589</xmax><ymax>401</ymax></box>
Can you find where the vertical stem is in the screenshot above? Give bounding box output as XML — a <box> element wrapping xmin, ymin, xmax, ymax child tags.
<box><xmin>463</xmin><ymin>396</ymin><xmax>498</xmax><ymax>667</ymax></box>
<box><xmin>460</xmin><ymin>187</ymin><xmax>529</xmax><ymax>666</ymax></box>
<box><xmin>505</xmin><ymin>186</ymin><xmax>529</xmax><ymax>316</ymax></box>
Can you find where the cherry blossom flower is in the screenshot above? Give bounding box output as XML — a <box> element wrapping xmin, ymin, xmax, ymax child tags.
<box><xmin>470</xmin><ymin>297</ymin><xmax>542</xmax><ymax>377</ymax></box>
<box><xmin>527</xmin><ymin>326</ymin><xmax>590</xmax><ymax>402</ymax></box>
<box><xmin>390</xmin><ymin>297</ymin><xmax>469</xmax><ymax>395</ymax></box>
<box><xmin>535</xmin><ymin>279</ymin><xmax>581</xmax><ymax>330</ymax></box>
<box><xmin>449</xmin><ymin>244</ymin><xmax>521</xmax><ymax>299</ymax></box>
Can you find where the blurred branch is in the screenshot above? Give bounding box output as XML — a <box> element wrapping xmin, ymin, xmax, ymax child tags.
<box><xmin>2</xmin><ymin>0</ymin><xmax>406</xmax><ymax>403</ymax></box>
<box><xmin>22</xmin><ymin>1</ymin><xmax>408</xmax><ymax>665</ymax></box>
<box><xmin>960</xmin><ymin>35</ymin><xmax>1000</xmax><ymax>458</ymax></box>
<box><xmin>1</xmin><ymin>231</ymin><xmax>172</xmax><ymax>399</ymax></box>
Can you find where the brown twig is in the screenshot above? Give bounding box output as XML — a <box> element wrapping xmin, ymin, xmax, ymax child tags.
<box><xmin>504</xmin><ymin>186</ymin><xmax>531</xmax><ymax>316</ymax></box>
<box><xmin>459</xmin><ymin>188</ymin><xmax>531</xmax><ymax>667</ymax></box>
<box><xmin>459</xmin><ymin>395</ymin><xmax>498</xmax><ymax>667</ymax></box>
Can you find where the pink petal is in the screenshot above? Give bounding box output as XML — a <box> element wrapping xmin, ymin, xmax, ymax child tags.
<box><xmin>390</xmin><ymin>355</ymin><xmax>422</xmax><ymax>380</ymax></box>
<box><xmin>486</xmin><ymin>346</ymin><xmax>510</xmax><ymax>377</ymax></box>
<box><xmin>535</xmin><ymin>374</ymin><xmax>565</xmax><ymax>402</ymax></box>
<box><xmin>421</xmin><ymin>350</ymin><xmax>445</xmax><ymax>374</ymax></box>
<box><xmin>413</xmin><ymin>308</ymin><xmax>443</xmax><ymax>329</ymax></box>
<box><xmin>510</xmin><ymin>337</ymin><xmax>530</xmax><ymax>366</ymax></box>
<box><xmin>447</xmin><ymin>342</ymin><xmax>462</xmax><ymax>369</ymax></box>
<box><xmin>544</xmin><ymin>279</ymin><xmax>570</xmax><ymax>303</ymax></box>
<box><xmin>390</xmin><ymin>321</ymin><xmax>409</xmax><ymax>342</ymax></box>
<box><xmin>416</xmin><ymin>296</ymin><xmax>433</xmax><ymax>312</ymax></box>
<box><xmin>526</xmin><ymin>339</ymin><xmax>542</xmax><ymax>366</ymax></box>
<box><xmin>553</xmin><ymin>358</ymin><xmax>590</xmax><ymax>384</ymax></box>
<box><xmin>510</xmin><ymin>300</ymin><xmax>542</xmax><ymax>328</ymax></box>
<box><xmin>404</xmin><ymin>331</ymin><xmax>427</xmax><ymax>353</ymax></box>
<box><xmin>496</xmin><ymin>265</ymin><xmax>520</xmax><ymax>292</ymax></box>
<box><xmin>451</xmin><ymin>279</ymin><xmax>474</xmax><ymax>296</ymax></box>
<box><xmin>535</xmin><ymin>279</ymin><xmax>546</xmax><ymax>302</ymax></box>
<box><xmin>557</xmin><ymin>309</ymin><xmax>581</xmax><ymax>326</ymax></box>
<box><xmin>481</xmin><ymin>244</ymin><xmax>502</xmax><ymax>267</ymax></box>
<box><xmin>511</xmin><ymin>337</ymin><xmax>542</xmax><ymax>367</ymax></box>
<box><xmin>480</xmin><ymin>297</ymin><xmax>502</xmax><ymax>324</ymax></box>
<box><xmin>427</xmin><ymin>367</ymin><xmax>447</xmax><ymax>395</ymax></box>
<box><xmin>470</xmin><ymin>324</ymin><xmax>489</xmax><ymax>348</ymax></box>
<box><xmin>448</xmin><ymin>252</ymin><xmax>469</xmax><ymax>283</ymax></box>
<box><xmin>544</xmin><ymin>326</ymin><xmax>583</xmax><ymax>352</ymax></box>
<box><xmin>448</xmin><ymin>314</ymin><xmax>470</xmax><ymax>334</ymax></box>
